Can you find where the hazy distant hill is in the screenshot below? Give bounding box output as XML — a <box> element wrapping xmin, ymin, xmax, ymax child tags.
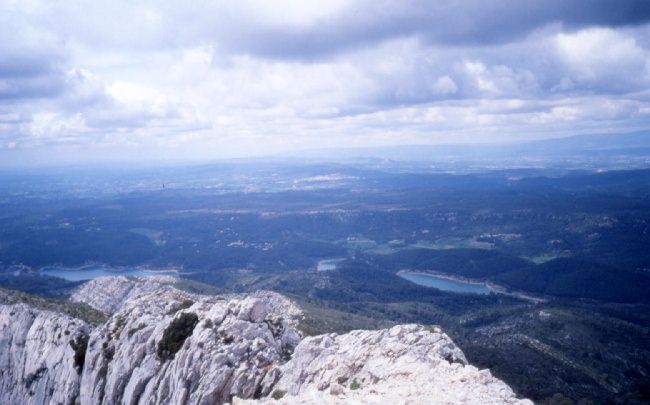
<box><xmin>295</xmin><ymin>131</ymin><xmax>650</xmax><ymax>166</ymax></box>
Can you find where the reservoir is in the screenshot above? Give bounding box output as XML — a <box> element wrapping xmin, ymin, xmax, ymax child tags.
<box><xmin>398</xmin><ymin>271</ymin><xmax>491</xmax><ymax>295</ymax></box>
<box><xmin>316</xmin><ymin>258</ymin><xmax>344</xmax><ymax>271</ymax></box>
<box><xmin>40</xmin><ymin>266</ymin><xmax>177</xmax><ymax>281</ymax></box>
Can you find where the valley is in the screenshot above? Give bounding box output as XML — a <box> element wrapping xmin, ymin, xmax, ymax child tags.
<box><xmin>1</xmin><ymin>163</ymin><xmax>650</xmax><ymax>403</ymax></box>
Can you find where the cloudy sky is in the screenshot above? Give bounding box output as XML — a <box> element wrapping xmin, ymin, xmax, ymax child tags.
<box><xmin>1</xmin><ymin>0</ymin><xmax>650</xmax><ymax>165</ymax></box>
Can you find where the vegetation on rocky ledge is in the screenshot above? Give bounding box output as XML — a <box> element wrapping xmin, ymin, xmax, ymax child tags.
<box><xmin>157</xmin><ymin>312</ymin><xmax>199</xmax><ymax>360</ymax></box>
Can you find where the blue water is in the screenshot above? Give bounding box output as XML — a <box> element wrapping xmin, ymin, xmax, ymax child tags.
<box><xmin>39</xmin><ymin>266</ymin><xmax>177</xmax><ymax>281</ymax></box>
<box><xmin>398</xmin><ymin>272</ymin><xmax>491</xmax><ymax>295</ymax></box>
<box><xmin>316</xmin><ymin>258</ymin><xmax>344</xmax><ymax>271</ymax></box>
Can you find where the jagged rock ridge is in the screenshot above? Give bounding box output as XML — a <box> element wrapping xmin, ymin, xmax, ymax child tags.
<box><xmin>0</xmin><ymin>276</ymin><xmax>531</xmax><ymax>404</ymax></box>
<box><xmin>0</xmin><ymin>303</ymin><xmax>91</xmax><ymax>404</ymax></box>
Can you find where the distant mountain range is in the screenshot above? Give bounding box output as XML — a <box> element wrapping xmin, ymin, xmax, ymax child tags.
<box><xmin>291</xmin><ymin>131</ymin><xmax>650</xmax><ymax>167</ymax></box>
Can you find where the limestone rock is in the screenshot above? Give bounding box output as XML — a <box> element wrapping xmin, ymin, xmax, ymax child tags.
<box><xmin>0</xmin><ymin>303</ymin><xmax>91</xmax><ymax>405</ymax></box>
<box><xmin>236</xmin><ymin>324</ymin><xmax>532</xmax><ymax>405</ymax></box>
<box><xmin>74</xmin><ymin>277</ymin><xmax>301</xmax><ymax>404</ymax></box>
<box><xmin>0</xmin><ymin>276</ymin><xmax>531</xmax><ymax>405</ymax></box>
<box><xmin>71</xmin><ymin>275</ymin><xmax>178</xmax><ymax>314</ymax></box>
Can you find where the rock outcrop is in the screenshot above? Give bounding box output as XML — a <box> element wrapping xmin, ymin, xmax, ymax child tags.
<box><xmin>0</xmin><ymin>276</ymin><xmax>531</xmax><ymax>404</ymax></box>
<box><xmin>237</xmin><ymin>325</ymin><xmax>530</xmax><ymax>404</ymax></box>
<box><xmin>76</xmin><ymin>277</ymin><xmax>301</xmax><ymax>404</ymax></box>
<box><xmin>0</xmin><ymin>303</ymin><xmax>91</xmax><ymax>405</ymax></box>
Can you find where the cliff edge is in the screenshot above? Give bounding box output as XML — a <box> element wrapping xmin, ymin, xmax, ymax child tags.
<box><xmin>0</xmin><ymin>276</ymin><xmax>531</xmax><ymax>404</ymax></box>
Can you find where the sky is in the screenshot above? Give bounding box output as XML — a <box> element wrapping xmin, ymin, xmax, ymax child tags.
<box><xmin>1</xmin><ymin>0</ymin><xmax>650</xmax><ymax>166</ymax></box>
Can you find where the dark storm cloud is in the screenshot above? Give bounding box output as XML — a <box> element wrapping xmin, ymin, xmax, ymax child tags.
<box><xmin>216</xmin><ymin>0</ymin><xmax>650</xmax><ymax>59</ymax></box>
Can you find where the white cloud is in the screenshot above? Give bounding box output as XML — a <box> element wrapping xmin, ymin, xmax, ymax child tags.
<box><xmin>554</xmin><ymin>28</ymin><xmax>650</xmax><ymax>91</ymax></box>
<box><xmin>432</xmin><ymin>76</ymin><xmax>458</xmax><ymax>95</ymax></box>
<box><xmin>0</xmin><ymin>1</ymin><xmax>649</xmax><ymax>165</ymax></box>
<box><xmin>24</xmin><ymin>112</ymin><xmax>87</xmax><ymax>141</ymax></box>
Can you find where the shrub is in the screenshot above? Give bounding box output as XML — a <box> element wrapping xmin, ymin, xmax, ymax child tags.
<box><xmin>69</xmin><ymin>333</ymin><xmax>90</xmax><ymax>374</ymax></box>
<box><xmin>24</xmin><ymin>366</ymin><xmax>47</xmax><ymax>388</ymax></box>
<box><xmin>103</xmin><ymin>345</ymin><xmax>115</xmax><ymax>362</ymax></box>
<box><xmin>350</xmin><ymin>379</ymin><xmax>361</xmax><ymax>390</ymax></box>
<box><xmin>167</xmin><ymin>299</ymin><xmax>194</xmax><ymax>315</ymax></box>
<box><xmin>111</xmin><ymin>315</ymin><xmax>126</xmax><ymax>338</ymax></box>
<box><xmin>128</xmin><ymin>322</ymin><xmax>146</xmax><ymax>338</ymax></box>
<box><xmin>271</xmin><ymin>389</ymin><xmax>286</xmax><ymax>400</ymax></box>
<box><xmin>179</xmin><ymin>299</ymin><xmax>194</xmax><ymax>309</ymax></box>
<box><xmin>157</xmin><ymin>312</ymin><xmax>199</xmax><ymax>360</ymax></box>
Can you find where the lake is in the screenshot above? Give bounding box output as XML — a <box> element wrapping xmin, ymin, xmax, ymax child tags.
<box><xmin>39</xmin><ymin>266</ymin><xmax>177</xmax><ymax>281</ymax></box>
<box><xmin>316</xmin><ymin>258</ymin><xmax>344</xmax><ymax>271</ymax></box>
<box><xmin>398</xmin><ymin>271</ymin><xmax>492</xmax><ymax>295</ymax></box>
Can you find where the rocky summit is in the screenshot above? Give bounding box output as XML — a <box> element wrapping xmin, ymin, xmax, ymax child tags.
<box><xmin>0</xmin><ymin>276</ymin><xmax>531</xmax><ymax>404</ymax></box>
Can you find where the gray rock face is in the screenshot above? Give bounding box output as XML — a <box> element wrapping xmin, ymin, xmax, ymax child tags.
<box><xmin>237</xmin><ymin>325</ymin><xmax>532</xmax><ymax>404</ymax></box>
<box><xmin>75</xmin><ymin>277</ymin><xmax>301</xmax><ymax>405</ymax></box>
<box><xmin>0</xmin><ymin>276</ymin><xmax>530</xmax><ymax>404</ymax></box>
<box><xmin>0</xmin><ymin>303</ymin><xmax>91</xmax><ymax>405</ymax></box>
<box><xmin>71</xmin><ymin>275</ymin><xmax>178</xmax><ymax>314</ymax></box>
